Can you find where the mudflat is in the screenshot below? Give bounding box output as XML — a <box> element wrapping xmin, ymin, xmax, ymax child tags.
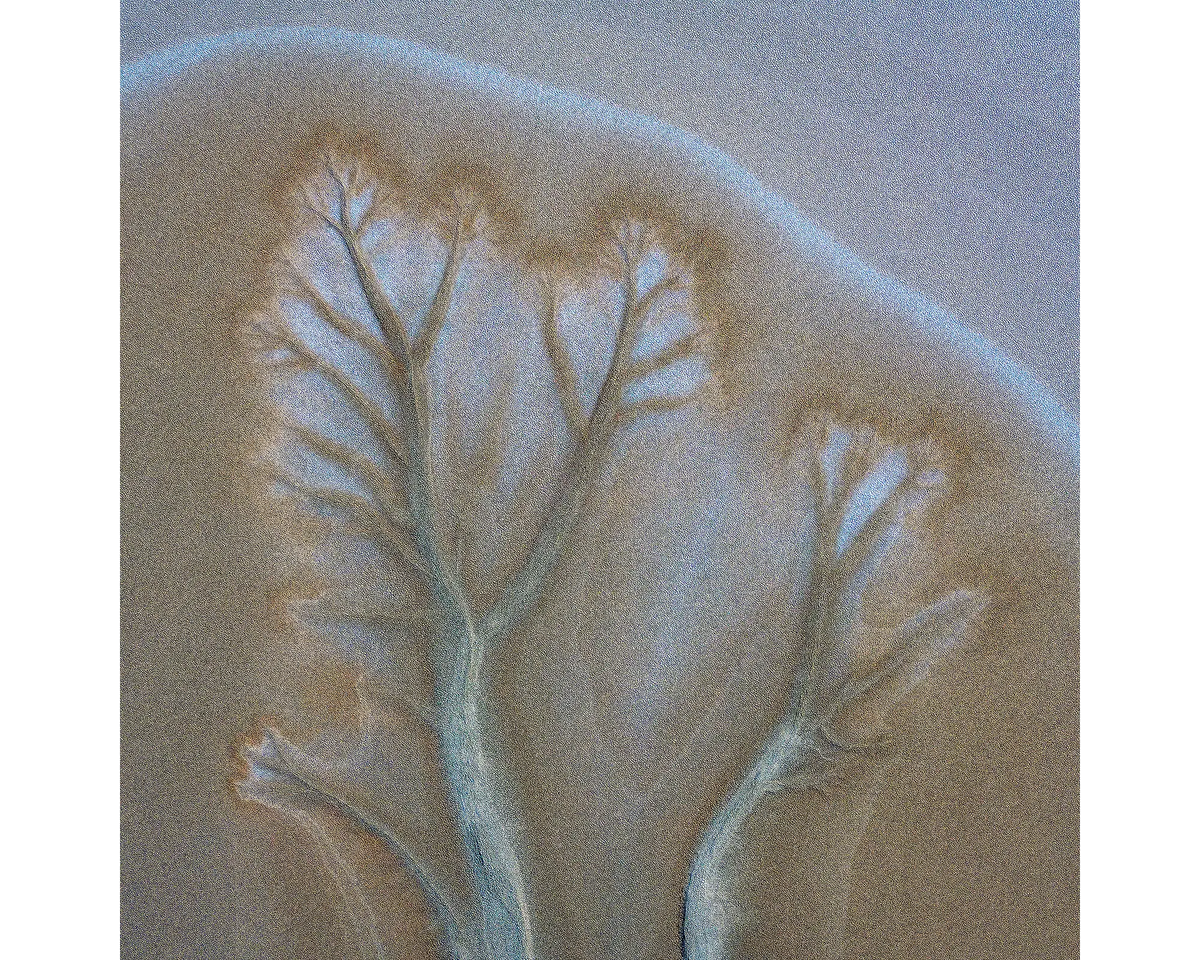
<box><xmin>122</xmin><ymin>30</ymin><xmax>1078</xmax><ymax>960</ymax></box>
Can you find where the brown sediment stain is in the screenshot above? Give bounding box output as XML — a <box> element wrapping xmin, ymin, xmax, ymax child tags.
<box><xmin>776</xmin><ymin>403</ymin><xmax>980</xmax><ymax>501</ymax></box>
<box><xmin>227</xmin><ymin>715</ymin><xmax>285</xmax><ymax>807</ymax></box>
<box><xmin>246</xmin><ymin>153</ymin><xmax>983</xmax><ymax>599</ymax></box>
<box><xmin>230</xmin><ymin>141</ymin><xmax>736</xmax><ymax>555</ymax></box>
<box><xmin>750</xmin><ymin>409</ymin><xmax>1017</xmax><ymax>689</ymax></box>
<box><xmin>236</xmin><ymin>128</ymin><xmax>739</xmax><ymax>336</ymax></box>
<box><xmin>226</xmin><ymin>662</ymin><xmax>359</xmax><ymax>809</ymax></box>
<box><xmin>763</xmin><ymin>396</ymin><xmax>1069</xmax><ymax>650</ymax></box>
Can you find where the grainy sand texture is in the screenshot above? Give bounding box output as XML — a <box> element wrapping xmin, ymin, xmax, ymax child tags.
<box><xmin>122</xmin><ymin>29</ymin><xmax>1078</xmax><ymax>960</ymax></box>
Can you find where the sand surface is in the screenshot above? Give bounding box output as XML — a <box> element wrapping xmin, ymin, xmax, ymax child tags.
<box><xmin>121</xmin><ymin>1</ymin><xmax>1079</xmax><ymax>418</ymax></box>
<box><xmin>122</xmin><ymin>26</ymin><xmax>1078</xmax><ymax>960</ymax></box>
